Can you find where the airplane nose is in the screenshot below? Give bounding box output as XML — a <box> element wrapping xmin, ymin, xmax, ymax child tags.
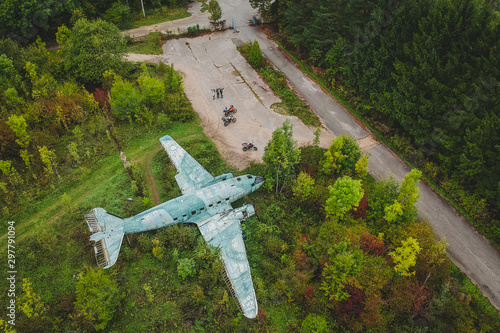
<box><xmin>254</xmin><ymin>176</ymin><xmax>264</xmax><ymax>185</ymax></box>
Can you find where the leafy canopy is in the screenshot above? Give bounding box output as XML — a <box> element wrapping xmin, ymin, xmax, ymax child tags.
<box><xmin>207</xmin><ymin>0</ymin><xmax>222</xmax><ymax>23</ymax></box>
<box><xmin>321</xmin><ymin>239</ymin><xmax>364</xmax><ymax>301</ymax></box>
<box><xmin>58</xmin><ymin>18</ymin><xmax>126</xmax><ymax>84</ymax></box>
<box><xmin>390</xmin><ymin>237</ymin><xmax>422</xmax><ymax>277</ymax></box>
<box><xmin>263</xmin><ymin>119</ymin><xmax>301</xmax><ymax>193</ymax></box>
<box><xmin>293</xmin><ymin>171</ymin><xmax>315</xmax><ymax>202</ymax></box>
<box><xmin>110</xmin><ymin>78</ymin><xmax>144</xmax><ymax>121</ymax></box>
<box><xmin>325</xmin><ymin>176</ymin><xmax>364</xmax><ymax>220</ymax></box>
<box><xmin>301</xmin><ymin>313</ymin><xmax>329</xmax><ymax>333</ymax></box>
<box><xmin>322</xmin><ymin>134</ymin><xmax>361</xmax><ymax>176</ymax></box>
<box><xmin>74</xmin><ymin>268</ymin><xmax>123</xmax><ymax>331</ymax></box>
<box><xmin>384</xmin><ymin>169</ymin><xmax>422</xmax><ymax>224</ymax></box>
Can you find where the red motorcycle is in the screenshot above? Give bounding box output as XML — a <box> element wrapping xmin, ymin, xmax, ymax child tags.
<box><xmin>242</xmin><ymin>142</ymin><xmax>258</xmax><ymax>151</ymax></box>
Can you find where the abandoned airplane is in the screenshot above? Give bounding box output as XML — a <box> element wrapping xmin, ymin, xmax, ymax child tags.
<box><xmin>85</xmin><ymin>135</ymin><xmax>264</xmax><ymax>318</ymax></box>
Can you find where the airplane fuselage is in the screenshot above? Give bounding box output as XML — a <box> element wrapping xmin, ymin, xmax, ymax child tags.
<box><xmin>122</xmin><ymin>174</ymin><xmax>261</xmax><ymax>234</ymax></box>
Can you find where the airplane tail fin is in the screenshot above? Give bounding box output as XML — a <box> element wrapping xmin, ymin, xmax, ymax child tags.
<box><xmin>85</xmin><ymin>208</ymin><xmax>125</xmax><ymax>269</ymax></box>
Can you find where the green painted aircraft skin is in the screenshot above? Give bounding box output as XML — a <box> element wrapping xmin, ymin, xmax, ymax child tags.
<box><xmin>85</xmin><ymin>135</ymin><xmax>264</xmax><ymax>318</ymax></box>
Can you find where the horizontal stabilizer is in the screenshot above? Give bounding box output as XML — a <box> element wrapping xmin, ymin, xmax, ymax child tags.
<box><xmin>85</xmin><ymin>208</ymin><xmax>125</xmax><ymax>269</ymax></box>
<box><xmin>89</xmin><ymin>231</ymin><xmax>124</xmax><ymax>269</ymax></box>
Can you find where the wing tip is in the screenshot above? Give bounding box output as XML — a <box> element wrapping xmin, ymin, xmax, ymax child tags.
<box><xmin>159</xmin><ymin>135</ymin><xmax>173</xmax><ymax>143</ymax></box>
<box><xmin>244</xmin><ymin>310</ymin><xmax>258</xmax><ymax>319</ymax></box>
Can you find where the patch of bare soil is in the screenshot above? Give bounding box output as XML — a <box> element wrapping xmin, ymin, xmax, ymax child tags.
<box><xmin>358</xmin><ymin>134</ymin><xmax>380</xmax><ymax>151</ymax></box>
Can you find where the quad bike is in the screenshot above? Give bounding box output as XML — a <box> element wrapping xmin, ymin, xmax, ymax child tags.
<box><xmin>222</xmin><ymin>114</ymin><xmax>237</xmax><ymax>126</ymax></box>
<box><xmin>242</xmin><ymin>142</ymin><xmax>258</xmax><ymax>151</ymax></box>
<box><xmin>223</xmin><ymin>105</ymin><xmax>237</xmax><ymax>117</ymax></box>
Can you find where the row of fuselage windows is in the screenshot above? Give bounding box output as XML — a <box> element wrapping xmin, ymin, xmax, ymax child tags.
<box><xmin>172</xmin><ymin>197</ymin><xmax>231</xmax><ymax>222</ymax></box>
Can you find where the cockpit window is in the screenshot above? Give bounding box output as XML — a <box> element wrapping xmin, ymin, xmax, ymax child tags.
<box><xmin>247</xmin><ymin>175</ymin><xmax>253</xmax><ymax>179</ymax></box>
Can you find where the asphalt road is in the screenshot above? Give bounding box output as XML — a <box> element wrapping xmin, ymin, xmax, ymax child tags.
<box><xmin>125</xmin><ymin>0</ymin><xmax>500</xmax><ymax>310</ymax></box>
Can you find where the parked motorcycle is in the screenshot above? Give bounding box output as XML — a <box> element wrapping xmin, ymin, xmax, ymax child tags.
<box><xmin>242</xmin><ymin>142</ymin><xmax>258</xmax><ymax>151</ymax></box>
<box><xmin>222</xmin><ymin>114</ymin><xmax>237</xmax><ymax>126</ymax></box>
<box><xmin>223</xmin><ymin>105</ymin><xmax>237</xmax><ymax>117</ymax></box>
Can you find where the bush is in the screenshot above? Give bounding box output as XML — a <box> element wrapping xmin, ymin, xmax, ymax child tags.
<box><xmin>73</xmin><ymin>268</ymin><xmax>123</xmax><ymax>331</ymax></box>
<box><xmin>145</xmin><ymin>32</ymin><xmax>162</xmax><ymax>49</ymax></box>
<box><xmin>187</xmin><ymin>24</ymin><xmax>200</xmax><ymax>36</ymax></box>
<box><xmin>301</xmin><ymin>313</ymin><xmax>328</xmax><ymax>333</ymax></box>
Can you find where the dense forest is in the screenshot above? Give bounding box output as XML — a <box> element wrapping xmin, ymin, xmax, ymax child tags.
<box><xmin>0</xmin><ymin>0</ymin><xmax>191</xmax><ymax>43</ymax></box>
<box><xmin>252</xmin><ymin>0</ymin><xmax>500</xmax><ymax>245</ymax></box>
<box><xmin>1</xmin><ymin>1</ymin><xmax>500</xmax><ymax>332</ymax></box>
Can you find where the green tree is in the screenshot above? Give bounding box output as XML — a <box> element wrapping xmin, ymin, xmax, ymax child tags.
<box><xmin>56</xmin><ymin>24</ymin><xmax>71</xmax><ymax>46</ymax></box>
<box><xmin>384</xmin><ymin>201</ymin><xmax>403</xmax><ymax>223</ymax></box>
<box><xmin>68</xmin><ymin>141</ymin><xmax>80</xmax><ymax>164</ymax></box>
<box><xmin>384</xmin><ymin>169</ymin><xmax>422</xmax><ymax>224</ymax></box>
<box><xmin>322</xmin><ymin>134</ymin><xmax>361</xmax><ymax>176</ymax></box>
<box><xmin>19</xmin><ymin>278</ymin><xmax>47</xmax><ymax>319</ymax></box>
<box><xmin>152</xmin><ymin>238</ymin><xmax>164</xmax><ymax>259</ymax></box>
<box><xmin>24</xmin><ymin>60</ymin><xmax>57</xmax><ymax>98</ymax></box>
<box><xmin>301</xmin><ymin>313</ymin><xmax>329</xmax><ymax>333</ymax></box>
<box><xmin>321</xmin><ymin>239</ymin><xmax>363</xmax><ymax>301</ymax></box>
<box><xmin>398</xmin><ymin>169</ymin><xmax>422</xmax><ymax>221</ymax></box>
<box><xmin>0</xmin><ymin>54</ymin><xmax>20</xmax><ymax>91</ymax></box>
<box><xmin>110</xmin><ymin>78</ymin><xmax>143</xmax><ymax>121</ymax></box>
<box><xmin>38</xmin><ymin>146</ymin><xmax>56</xmax><ymax>175</ymax></box>
<box><xmin>247</xmin><ymin>40</ymin><xmax>263</xmax><ymax>68</ymax></box>
<box><xmin>292</xmin><ymin>171</ymin><xmax>315</xmax><ymax>202</ymax></box>
<box><xmin>103</xmin><ymin>2</ymin><xmax>131</xmax><ymax>29</ymax></box>
<box><xmin>74</xmin><ymin>268</ymin><xmax>123</xmax><ymax>331</ymax></box>
<box><xmin>325</xmin><ymin>176</ymin><xmax>364</xmax><ymax>220</ymax></box>
<box><xmin>390</xmin><ymin>237</ymin><xmax>422</xmax><ymax>277</ymax></box>
<box><xmin>177</xmin><ymin>258</ymin><xmax>196</xmax><ymax>280</ymax></box>
<box><xmin>59</xmin><ymin>18</ymin><xmax>126</xmax><ymax>84</ymax></box>
<box><xmin>138</xmin><ymin>69</ymin><xmax>165</xmax><ymax>106</ymax></box>
<box><xmin>263</xmin><ymin>119</ymin><xmax>301</xmax><ymax>194</ymax></box>
<box><xmin>6</xmin><ymin>115</ymin><xmax>30</xmax><ymax>147</ymax></box>
<box><xmin>0</xmin><ymin>160</ymin><xmax>23</xmax><ymax>186</ymax></box>
<box><xmin>368</xmin><ymin>178</ymin><xmax>399</xmax><ymax>222</ymax></box>
<box><xmin>249</xmin><ymin>0</ymin><xmax>273</xmax><ymax>19</ymax></box>
<box><xmin>355</xmin><ymin>154</ymin><xmax>369</xmax><ymax>180</ymax></box>
<box><xmin>208</xmin><ymin>0</ymin><xmax>222</xmax><ymax>23</ymax></box>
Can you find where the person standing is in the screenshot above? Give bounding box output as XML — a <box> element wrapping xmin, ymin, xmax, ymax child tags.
<box><xmin>220</xmin><ymin>87</ymin><xmax>224</xmax><ymax>99</ymax></box>
<box><xmin>216</xmin><ymin>88</ymin><xmax>220</xmax><ymax>99</ymax></box>
<box><xmin>211</xmin><ymin>89</ymin><xmax>215</xmax><ymax>100</ymax></box>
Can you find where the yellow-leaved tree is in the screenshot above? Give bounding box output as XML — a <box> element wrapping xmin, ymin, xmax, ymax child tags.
<box><xmin>390</xmin><ymin>237</ymin><xmax>421</xmax><ymax>277</ymax></box>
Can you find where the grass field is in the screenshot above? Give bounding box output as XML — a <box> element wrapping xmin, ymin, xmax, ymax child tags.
<box><xmin>130</xmin><ymin>7</ymin><xmax>191</xmax><ymax>29</ymax></box>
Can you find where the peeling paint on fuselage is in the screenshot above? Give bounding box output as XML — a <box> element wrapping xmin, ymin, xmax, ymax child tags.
<box><xmin>122</xmin><ymin>174</ymin><xmax>258</xmax><ymax>234</ymax></box>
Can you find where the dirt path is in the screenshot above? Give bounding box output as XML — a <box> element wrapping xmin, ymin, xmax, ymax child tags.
<box><xmin>145</xmin><ymin>148</ymin><xmax>162</xmax><ymax>205</ymax></box>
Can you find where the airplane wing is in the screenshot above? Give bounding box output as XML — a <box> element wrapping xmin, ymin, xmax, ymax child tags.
<box><xmin>197</xmin><ymin>207</ymin><xmax>258</xmax><ymax>319</ymax></box>
<box><xmin>160</xmin><ymin>135</ymin><xmax>214</xmax><ymax>195</ymax></box>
